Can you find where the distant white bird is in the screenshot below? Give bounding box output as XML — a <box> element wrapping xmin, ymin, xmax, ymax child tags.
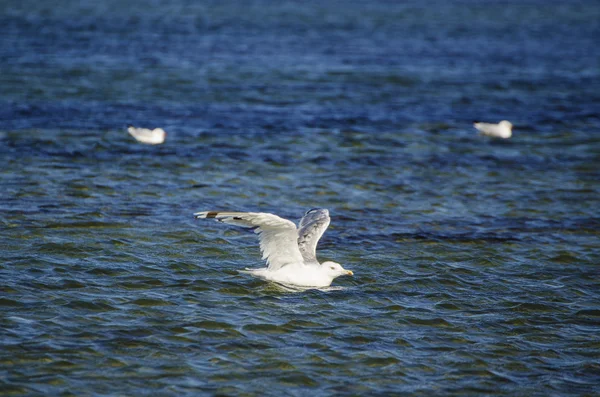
<box><xmin>194</xmin><ymin>208</ymin><xmax>353</xmax><ymax>287</ymax></box>
<box><xmin>127</xmin><ymin>126</ymin><xmax>166</xmax><ymax>145</ymax></box>
<box><xmin>473</xmin><ymin>120</ymin><xmax>513</xmax><ymax>139</ymax></box>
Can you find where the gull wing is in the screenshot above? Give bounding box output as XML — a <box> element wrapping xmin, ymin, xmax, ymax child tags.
<box><xmin>194</xmin><ymin>211</ymin><xmax>304</xmax><ymax>271</ymax></box>
<box><xmin>297</xmin><ymin>208</ymin><xmax>331</xmax><ymax>265</ymax></box>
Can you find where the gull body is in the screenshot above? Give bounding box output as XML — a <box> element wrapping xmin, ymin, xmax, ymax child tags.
<box><xmin>473</xmin><ymin>120</ymin><xmax>513</xmax><ymax>139</ymax></box>
<box><xmin>194</xmin><ymin>208</ymin><xmax>353</xmax><ymax>287</ymax></box>
<box><xmin>127</xmin><ymin>126</ymin><xmax>166</xmax><ymax>145</ymax></box>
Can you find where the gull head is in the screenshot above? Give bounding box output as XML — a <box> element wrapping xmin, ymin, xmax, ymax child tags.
<box><xmin>322</xmin><ymin>261</ymin><xmax>354</xmax><ymax>279</ymax></box>
<box><xmin>499</xmin><ymin>120</ymin><xmax>513</xmax><ymax>138</ymax></box>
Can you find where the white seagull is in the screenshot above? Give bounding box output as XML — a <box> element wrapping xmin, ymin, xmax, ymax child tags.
<box><xmin>473</xmin><ymin>120</ymin><xmax>513</xmax><ymax>139</ymax></box>
<box><xmin>127</xmin><ymin>126</ymin><xmax>166</xmax><ymax>145</ymax></box>
<box><xmin>194</xmin><ymin>208</ymin><xmax>353</xmax><ymax>287</ymax></box>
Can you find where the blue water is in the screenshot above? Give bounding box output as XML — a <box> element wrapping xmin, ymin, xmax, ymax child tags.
<box><xmin>1</xmin><ymin>0</ymin><xmax>600</xmax><ymax>395</ymax></box>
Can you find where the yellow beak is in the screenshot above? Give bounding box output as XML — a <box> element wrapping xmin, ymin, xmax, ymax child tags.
<box><xmin>346</xmin><ymin>270</ymin><xmax>354</xmax><ymax>276</ymax></box>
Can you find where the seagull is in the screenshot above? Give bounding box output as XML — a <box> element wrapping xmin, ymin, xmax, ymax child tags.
<box><xmin>127</xmin><ymin>126</ymin><xmax>166</xmax><ymax>145</ymax></box>
<box><xmin>194</xmin><ymin>208</ymin><xmax>353</xmax><ymax>287</ymax></box>
<box><xmin>473</xmin><ymin>120</ymin><xmax>513</xmax><ymax>139</ymax></box>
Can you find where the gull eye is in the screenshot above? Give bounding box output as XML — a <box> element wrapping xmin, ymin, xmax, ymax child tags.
<box><xmin>330</xmin><ymin>266</ymin><xmax>335</xmax><ymax>270</ymax></box>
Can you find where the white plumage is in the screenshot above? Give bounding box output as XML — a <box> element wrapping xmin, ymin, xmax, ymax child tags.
<box><xmin>474</xmin><ymin>120</ymin><xmax>513</xmax><ymax>139</ymax></box>
<box><xmin>194</xmin><ymin>208</ymin><xmax>353</xmax><ymax>287</ymax></box>
<box><xmin>127</xmin><ymin>126</ymin><xmax>166</xmax><ymax>145</ymax></box>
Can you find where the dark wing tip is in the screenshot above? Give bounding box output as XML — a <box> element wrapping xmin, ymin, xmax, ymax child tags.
<box><xmin>194</xmin><ymin>211</ymin><xmax>220</xmax><ymax>219</ymax></box>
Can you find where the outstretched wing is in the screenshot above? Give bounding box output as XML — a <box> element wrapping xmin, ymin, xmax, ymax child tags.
<box><xmin>194</xmin><ymin>211</ymin><xmax>304</xmax><ymax>271</ymax></box>
<box><xmin>297</xmin><ymin>208</ymin><xmax>331</xmax><ymax>265</ymax></box>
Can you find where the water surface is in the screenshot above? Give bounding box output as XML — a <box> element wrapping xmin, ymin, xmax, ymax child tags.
<box><xmin>1</xmin><ymin>0</ymin><xmax>599</xmax><ymax>395</ymax></box>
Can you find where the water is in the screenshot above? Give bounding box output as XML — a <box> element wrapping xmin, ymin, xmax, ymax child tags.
<box><xmin>1</xmin><ymin>0</ymin><xmax>599</xmax><ymax>395</ymax></box>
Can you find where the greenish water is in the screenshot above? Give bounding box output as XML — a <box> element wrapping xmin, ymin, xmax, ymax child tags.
<box><xmin>1</xmin><ymin>0</ymin><xmax>599</xmax><ymax>395</ymax></box>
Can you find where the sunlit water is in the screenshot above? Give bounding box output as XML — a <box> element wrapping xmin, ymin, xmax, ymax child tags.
<box><xmin>1</xmin><ymin>0</ymin><xmax>599</xmax><ymax>395</ymax></box>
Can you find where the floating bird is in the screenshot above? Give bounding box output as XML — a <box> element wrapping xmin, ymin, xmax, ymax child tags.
<box><xmin>194</xmin><ymin>208</ymin><xmax>353</xmax><ymax>287</ymax></box>
<box><xmin>473</xmin><ymin>120</ymin><xmax>513</xmax><ymax>139</ymax></box>
<box><xmin>127</xmin><ymin>126</ymin><xmax>166</xmax><ymax>145</ymax></box>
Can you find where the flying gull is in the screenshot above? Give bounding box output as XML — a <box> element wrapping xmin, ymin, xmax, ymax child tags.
<box><xmin>194</xmin><ymin>208</ymin><xmax>353</xmax><ymax>287</ymax></box>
